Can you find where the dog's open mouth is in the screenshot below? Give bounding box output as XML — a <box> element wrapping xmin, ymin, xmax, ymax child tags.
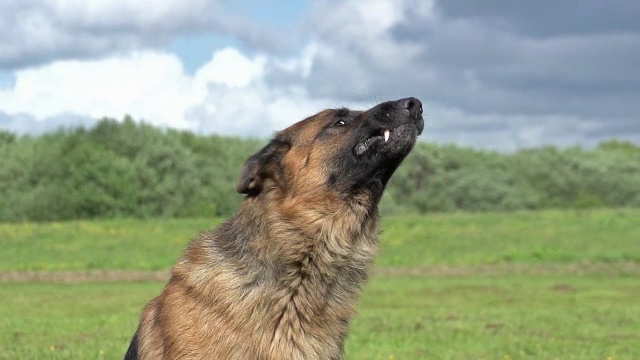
<box><xmin>355</xmin><ymin>128</ymin><xmax>391</xmax><ymax>156</ymax></box>
<box><xmin>355</xmin><ymin>122</ymin><xmax>421</xmax><ymax>156</ymax></box>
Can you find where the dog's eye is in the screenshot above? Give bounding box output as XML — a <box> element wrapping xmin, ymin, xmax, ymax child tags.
<box><xmin>333</xmin><ymin>120</ymin><xmax>346</xmax><ymax>126</ymax></box>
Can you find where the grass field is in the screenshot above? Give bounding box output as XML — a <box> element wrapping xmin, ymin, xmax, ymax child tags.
<box><xmin>1</xmin><ymin>209</ymin><xmax>639</xmax><ymax>359</ymax></box>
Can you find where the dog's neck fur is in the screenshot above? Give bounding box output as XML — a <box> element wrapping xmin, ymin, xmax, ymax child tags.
<box><xmin>173</xmin><ymin>190</ymin><xmax>380</xmax><ymax>359</ymax></box>
<box><xmin>256</xmin><ymin>189</ymin><xmax>380</xmax><ymax>356</ymax></box>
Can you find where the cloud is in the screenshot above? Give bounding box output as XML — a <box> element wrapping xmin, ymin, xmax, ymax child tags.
<box><xmin>0</xmin><ymin>46</ymin><xmax>355</xmax><ymax>139</ymax></box>
<box><xmin>295</xmin><ymin>0</ymin><xmax>640</xmax><ymax>148</ymax></box>
<box><xmin>302</xmin><ymin>0</ymin><xmax>640</xmax><ymax>117</ymax></box>
<box><xmin>427</xmin><ymin>105</ymin><xmax>640</xmax><ymax>151</ymax></box>
<box><xmin>1</xmin><ymin>0</ymin><xmax>639</xmax><ymax>151</ymax></box>
<box><xmin>0</xmin><ymin>0</ymin><xmax>285</xmax><ymax>70</ymax></box>
<box><xmin>434</xmin><ymin>1</ymin><xmax>640</xmax><ymax>38</ymax></box>
<box><xmin>300</xmin><ymin>0</ymin><xmax>426</xmax><ymax>100</ymax></box>
<box><xmin>194</xmin><ymin>48</ymin><xmax>267</xmax><ymax>88</ymax></box>
<box><xmin>0</xmin><ymin>52</ymin><xmax>194</xmax><ymax>128</ymax></box>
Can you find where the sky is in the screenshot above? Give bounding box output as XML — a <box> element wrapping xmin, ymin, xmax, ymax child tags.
<box><xmin>1</xmin><ymin>0</ymin><xmax>639</xmax><ymax>151</ymax></box>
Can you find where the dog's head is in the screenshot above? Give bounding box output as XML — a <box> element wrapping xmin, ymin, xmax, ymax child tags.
<box><xmin>236</xmin><ymin>97</ymin><xmax>424</xmax><ymax>211</ymax></box>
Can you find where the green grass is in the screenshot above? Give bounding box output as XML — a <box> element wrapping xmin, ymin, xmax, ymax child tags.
<box><xmin>1</xmin><ymin>209</ymin><xmax>639</xmax><ymax>271</ymax></box>
<box><xmin>0</xmin><ymin>218</ymin><xmax>222</xmax><ymax>271</ymax></box>
<box><xmin>0</xmin><ymin>276</ymin><xmax>638</xmax><ymax>359</ymax></box>
<box><xmin>0</xmin><ymin>282</ymin><xmax>163</xmax><ymax>360</ymax></box>
<box><xmin>1</xmin><ymin>209</ymin><xmax>639</xmax><ymax>359</ymax></box>
<box><xmin>379</xmin><ymin>209</ymin><xmax>640</xmax><ymax>266</ymax></box>
<box><xmin>347</xmin><ymin>275</ymin><xmax>639</xmax><ymax>359</ymax></box>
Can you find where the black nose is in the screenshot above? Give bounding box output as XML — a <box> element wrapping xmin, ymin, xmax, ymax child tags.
<box><xmin>397</xmin><ymin>97</ymin><xmax>423</xmax><ymax>117</ymax></box>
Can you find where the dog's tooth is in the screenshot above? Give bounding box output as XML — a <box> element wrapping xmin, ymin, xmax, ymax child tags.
<box><xmin>356</xmin><ymin>143</ymin><xmax>367</xmax><ymax>155</ymax></box>
<box><xmin>384</xmin><ymin>129</ymin><xmax>390</xmax><ymax>142</ymax></box>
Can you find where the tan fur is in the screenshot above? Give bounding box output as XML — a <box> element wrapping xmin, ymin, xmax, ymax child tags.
<box><xmin>127</xmin><ymin>99</ymin><xmax>423</xmax><ymax>360</ymax></box>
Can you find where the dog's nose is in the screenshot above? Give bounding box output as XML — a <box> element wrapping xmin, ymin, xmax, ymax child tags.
<box><xmin>393</xmin><ymin>97</ymin><xmax>424</xmax><ymax>134</ymax></box>
<box><xmin>396</xmin><ymin>97</ymin><xmax>423</xmax><ymax>118</ymax></box>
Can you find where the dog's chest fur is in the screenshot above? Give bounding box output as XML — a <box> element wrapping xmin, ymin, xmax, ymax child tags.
<box><xmin>156</xmin><ymin>199</ymin><xmax>380</xmax><ymax>359</ymax></box>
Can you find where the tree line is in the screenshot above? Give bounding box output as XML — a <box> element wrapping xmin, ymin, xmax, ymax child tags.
<box><xmin>1</xmin><ymin>117</ymin><xmax>639</xmax><ymax>222</ymax></box>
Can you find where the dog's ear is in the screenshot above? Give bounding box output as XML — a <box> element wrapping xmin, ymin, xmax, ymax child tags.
<box><xmin>236</xmin><ymin>138</ymin><xmax>291</xmax><ymax>195</ymax></box>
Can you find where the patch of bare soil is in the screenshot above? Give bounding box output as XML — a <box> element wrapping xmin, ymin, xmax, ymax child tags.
<box><xmin>0</xmin><ymin>261</ymin><xmax>637</xmax><ymax>283</ymax></box>
<box><xmin>0</xmin><ymin>270</ymin><xmax>169</xmax><ymax>283</ymax></box>
<box><xmin>373</xmin><ymin>261</ymin><xmax>640</xmax><ymax>277</ymax></box>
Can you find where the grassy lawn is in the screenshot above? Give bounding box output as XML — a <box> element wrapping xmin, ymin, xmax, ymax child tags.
<box><xmin>0</xmin><ymin>282</ymin><xmax>162</xmax><ymax>360</ymax></box>
<box><xmin>0</xmin><ymin>275</ymin><xmax>637</xmax><ymax>359</ymax></box>
<box><xmin>347</xmin><ymin>275</ymin><xmax>639</xmax><ymax>359</ymax></box>
<box><xmin>0</xmin><ymin>218</ymin><xmax>222</xmax><ymax>271</ymax></box>
<box><xmin>0</xmin><ymin>209</ymin><xmax>639</xmax><ymax>359</ymax></box>
<box><xmin>1</xmin><ymin>209</ymin><xmax>639</xmax><ymax>271</ymax></box>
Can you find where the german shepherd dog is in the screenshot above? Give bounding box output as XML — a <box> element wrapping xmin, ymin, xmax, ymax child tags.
<box><xmin>125</xmin><ymin>97</ymin><xmax>424</xmax><ymax>359</ymax></box>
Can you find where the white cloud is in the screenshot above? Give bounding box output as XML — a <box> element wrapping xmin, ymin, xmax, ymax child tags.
<box><xmin>0</xmin><ymin>0</ymin><xmax>285</xmax><ymax>69</ymax></box>
<box><xmin>0</xmin><ymin>46</ymin><xmax>348</xmax><ymax>137</ymax></box>
<box><xmin>194</xmin><ymin>48</ymin><xmax>266</xmax><ymax>88</ymax></box>
<box><xmin>4</xmin><ymin>41</ymin><xmax>632</xmax><ymax>151</ymax></box>
<box><xmin>1</xmin><ymin>52</ymin><xmax>193</xmax><ymax>128</ymax></box>
<box><xmin>0</xmin><ymin>0</ymin><xmax>219</xmax><ymax>68</ymax></box>
<box><xmin>2</xmin><ymin>0</ymin><xmax>638</xmax><ymax>149</ymax></box>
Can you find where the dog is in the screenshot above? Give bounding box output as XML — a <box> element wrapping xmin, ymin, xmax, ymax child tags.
<box><xmin>125</xmin><ymin>97</ymin><xmax>424</xmax><ymax>359</ymax></box>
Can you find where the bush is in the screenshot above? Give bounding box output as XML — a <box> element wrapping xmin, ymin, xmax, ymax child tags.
<box><xmin>0</xmin><ymin>117</ymin><xmax>639</xmax><ymax>221</ymax></box>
